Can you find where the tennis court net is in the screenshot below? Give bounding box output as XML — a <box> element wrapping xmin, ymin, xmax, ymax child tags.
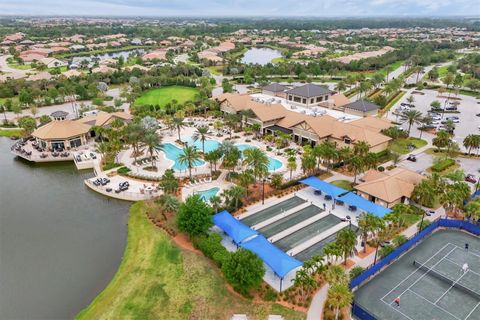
<box><xmin>413</xmin><ymin>260</ymin><xmax>480</xmax><ymax>300</ymax></box>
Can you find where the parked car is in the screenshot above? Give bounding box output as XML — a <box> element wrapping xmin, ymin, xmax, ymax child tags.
<box><xmin>430</xmin><ymin>115</ymin><xmax>442</xmax><ymax>121</ymax></box>
<box><xmin>407</xmin><ymin>154</ymin><xmax>417</xmax><ymax>162</ymax></box>
<box><xmin>431</xmin><ymin>120</ymin><xmax>441</xmax><ymax>125</ymax></box>
<box><xmin>465</xmin><ymin>174</ymin><xmax>477</xmax><ymax>184</ymax></box>
<box><xmin>445</xmin><ymin>106</ymin><xmax>458</xmax><ymax>111</ymax></box>
<box><xmin>441</xmin><ymin>119</ymin><xmax>460</xmax><ymax>124</ymax></box>
<box><xmin>476</xmin><ymin>113</ymin><xmax>480</xmax><ymax>117</ymax></box>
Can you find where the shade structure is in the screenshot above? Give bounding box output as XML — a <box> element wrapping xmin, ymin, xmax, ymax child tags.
<box><xmin>338</xmin><ymin>192</ymin><xmax>391</xmax><ymax>217</ymax></box>
<box><xmin>213</xmin><ymin>210</ymin><xmax>258</xmax><ymax>244</ymax></box>
<box><xmin>240</xmin><ymin>235</ymin><xmax>303</xmax><ymax>278</ymax></box>
<box><xmin>300</xmin><ymin>176</ymin><xmax>349</xmax><ymax>199</ymax></box>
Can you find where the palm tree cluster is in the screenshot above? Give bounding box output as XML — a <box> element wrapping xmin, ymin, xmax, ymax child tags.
<box><xmin>463</xmin><ymin>134</ymin><xmax>480</xmax><ymax>156</ymax></box>
<box><xmin>411</xmin><ymin>172</ymin><xmax>471</xmax><ymax>215</ymax></box>
<box><xmin>324</xmin><ymin>265</ymin><xmax>353</xmax><ymax>320</ymax></box>
<box><xmin>300</xmin><ymin>141</ymin><xmax>379</xmax><ymax>183</ymax></box>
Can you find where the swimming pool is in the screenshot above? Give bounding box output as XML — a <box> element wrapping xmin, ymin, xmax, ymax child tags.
<box><xmin>236</xmin><ymin>144</ymin><xmax>283</xmax><ymax>172</ymax></box>
<box><xmin>183</xmin><ymin>137</ymin><xmax>220</xmax><ymax>153</ymax></box>
<box><xmin>158</xmin><ymin>143</ymin><xmax>205</xmax><ymax>171</ymax></box>
<box><xmin>195</xmin><ymin>187</ymin><xmax>220</xmax><ymax>202</ymax></box>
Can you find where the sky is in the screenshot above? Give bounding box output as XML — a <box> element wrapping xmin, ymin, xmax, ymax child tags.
<box><xmin>0</xmin><ymin>0</ymin><xmax>478</xmax><ymax>17</ymax></box>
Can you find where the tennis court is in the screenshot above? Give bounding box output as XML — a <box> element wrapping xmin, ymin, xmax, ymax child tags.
<box><xmin>274</xmin><ymin>214</ymin><xmax>342</xmax><ymax>252</ymax></box>
<box><xmin>240</xmin><ymin>196</ymin><xmax>307</xmax><ymax>226</ymax></box>
<box><xmin>354</xmin><ymin>230</ymin><xmax>480</xmax><ymax>320</ymax></box>
<box><xmin>257</xmin><ymin>205</ymin><xmax>323</xmax><ymax>238</ymax></box>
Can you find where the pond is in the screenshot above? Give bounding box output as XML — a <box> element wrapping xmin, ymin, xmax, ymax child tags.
<box><xmin>241</xmin><ymin>47</ymin><xmax>282</xmax><ymax>65</ymax></box>
<box><xmin>0</xmin><ymin>138</ymin><xmax>129</xmax><ymax>319</ymax></box>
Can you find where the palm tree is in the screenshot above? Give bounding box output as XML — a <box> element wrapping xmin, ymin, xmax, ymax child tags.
<box><xmin>156</xmin><ymin>194</ymin><xmax>180</xmax><ymax>215</ymax></box>
<box><xmin>173</xmin><ymin>117</ymin><xmax>185</xmax><ymax>141</ymax></box>
<box><xmin>325</xmin><ymin>265</ymin><xmax>349</xmax><ymax>285</ymax></box>
<box><xmin>463</xmin><ymin>134</ymin><xmax>480</xmax><ymax>155</ymax></box>
<box><xmin>327</xmin><ymin>284</ymin><xmax>353</xmax><ymax>320</ymax></box>
<box><xmin>432</xmin><ymin>130</ymin><xmax>451</xmax><ymax>151</ymax></box>
<box><xmin>353</xmin><ymin>141</ymin><xmax>370</xmax><ymax>157</ymax></box>
<box><xmin>124</xmin><ymin>122</ymin><xmax>145</xmax><ymax>163</ymax></box>
<box><xmin>238</xmin><ymin>170</ymin><xmax>255</xmax><ymax>196</ymax></box>
<box><xmin>400</xmin><ymin>109</ymin><xmax>423</xmax><ymax>136</ymax></box>
<box><xmin>178</xmin><ymin>146</ymin><xmax>200</xmax><ymax>181</ymax></box>
<box><xmin>159</xmin><ymin>169</ymin><xmax>178</xmax><ymax>194</ymax></box>
<box><xmin>192</xmin><ymin>126</ymin><xmax>210</xmax><ymax>153</ymax></box>
<box><xmin>204</xmin><ymin>150</ymin><xmax>222</xmax><ymax>175</ymax></box>
<box><xmin>335</xmin><ymin>228</ymin><xmax>357</xmax><ymax>265</ymax></box>
<box><xmin>227</xmin><ymin>186</ymin><xmax>246</xmax><ymax>210</ymax></box>
<box><xmin>243</xmin><ymin>147</ymin><xmax>269</xmax><ymax>182</ymax></box>
<box><xmin>348</xmin><ymin>156</ymin><xmax>364</xmax><ymax>184</ymax></box>
<box><xmin>293</xmin><ymin>268</ymin><xmax>316</xmax><ymax>301</ymax></box>
<box><xmin>209</xmin><ymin>195</ymin><xmax>222</xmax><ymax>213</ymax></box>
<box><xmin>287</xmin><ymin>156</ymin><xmax>297</xmax><ymax>180</ymax></box>
<box><xmin>251</xmin><ymin>123</ymin><xmax>262</xmax><ymax>138</ymax></box>
<box><xmin>143</xmin><ymin>131</ymin><xmax>162</xmax><ymax>168</ymax></box>
<box><xmin>357</xmin><ymin>213</ymin><xmax>383</xmax><ymax>253</ymax></box>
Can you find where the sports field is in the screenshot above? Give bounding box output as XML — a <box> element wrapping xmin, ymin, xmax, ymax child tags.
<box><xmin>134</xmin><ymin>85</ymin><xmax>199</xmax><ymax>108</ymax></box>
<box><xmin>354</xmin><ymin>229</ymin><xmax>480</xmax><ymax>320</ymax></box>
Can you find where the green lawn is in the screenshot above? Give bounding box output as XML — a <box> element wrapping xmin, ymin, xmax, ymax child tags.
<box><xmin>7</xmin><ymin>62</ymin><xmax>32</xmax><ymax>70</ymax></box>
<box><xmin>76</xmin><ymin>202</ymin><xmax>304</xmax><ymax>320</ymax></box>
<box><xmin>330</xmin><ymin>180</ymin><xmax>354</xmax><ymax>191</ymax></box>
<box><xmin>206</xmin><ymin>66</ymin><xmax>222</xmax><ymax>76</ymax></box>
<box><xmin>135</xmin><ymin>86</ymin><xmax>199</xmax><ymax>108</ymax></box>
<box><xmin>0</xmin><ymin>128</ymin><xmax>24</xmax><ymax>138</ymax></box>
<box><xmin>389</xmin><ymin>138</ymin><xmax>428</xmax><ymax>154</ymax></box>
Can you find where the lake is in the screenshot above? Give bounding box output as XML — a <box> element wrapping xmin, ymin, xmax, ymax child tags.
<box><xmin>241</xmin><ymin>47</ymin><xmax>282</xmax><ymax>65</ymax></box>
<box><xmin>0</xmin><ymin>138</ymin><xmax>129</xmax><ymax>319</ymax></box>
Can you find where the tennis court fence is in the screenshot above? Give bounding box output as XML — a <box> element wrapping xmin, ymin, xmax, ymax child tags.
<box><xmin>350</xmin><ymin>219</ymin><xmax>480</xmax><ymax>320</ymax></box>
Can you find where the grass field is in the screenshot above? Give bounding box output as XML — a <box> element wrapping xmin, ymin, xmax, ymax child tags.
<box><xmin>76</xmin><ymin>202</ymin><xmax>304</xmax><ymax>320</ymax></box>
<box><xmin>389</xmin><ymin>138</ymin><xmax>428</xmax><ymax>154</ymax></box>
<box><xmin>7</xmin><ymin>62</ymin><xmax>32</xmax><ymax>70</ymax></box>
<box><xmin>206</xmin><ymin>66</ymin><xmax>223</xmax><ymax>76</ymax></box>
<box><xmin>135</xmin><ymin>86</ymin><xmax>199</xmax><ymax>108</ymax></box>
<box><xmin>0</xmin><ymin>128</ymin><xmax>24</xmax><ymax>138</ymax></box>
<box><xmin>330</xmin><ymin>180</ymin><xmax>354</xmax><ymax>191</ymax></box>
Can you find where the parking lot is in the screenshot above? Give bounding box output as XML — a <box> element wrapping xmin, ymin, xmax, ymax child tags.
<box><xmin>389</xmin><ymin>89</ymin><xmax>480</xmax><ymax>150</ymax></box>
<box><xmin>399</xmin><ymin>153</ymin><xmax>480</xmax><ymax>190</ymax></box>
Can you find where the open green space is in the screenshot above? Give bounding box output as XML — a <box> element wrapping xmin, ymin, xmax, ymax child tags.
<box><xmin>389</xmin><ymin>138</ymin><xmax>428</xmax><ymax>154</ymax></box>
<box><xmin>206</xmin><ymin>66</ymin><xmax>223</xmax><ymax>76</ymax></box>
<box><xmin>7</xmin><ymin>62</ymin><xmax>32</xmax><ymax>70</ymax></box>
<box><xmin>134</xmin><ymin>86</ymin><xmax>199</xmax><ymax>108</ymax></box>
<box><xmin>0</xmin><ymin>128</ymin><xmax>24</xmax><ymax>138</ymax></box>
<box><xmin>76</xmin><ymin>202</ymin><xmax>303</xmax><ymax>320</ymax></box>
<box><xmin>330</xmin><ymin>180</ymin><xmax>354</xmax><ymax>191</ymax></box>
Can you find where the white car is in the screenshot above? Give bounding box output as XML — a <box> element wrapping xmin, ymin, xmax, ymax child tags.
<box><xmin>430</xmin><ymin>115</ymin><xmax>441</xmax><ymax>121</ymax></box>
<box><xmin>431</xmin><ymin>120</ymin><xmax>441</xmax><ymax>125</ymax></box>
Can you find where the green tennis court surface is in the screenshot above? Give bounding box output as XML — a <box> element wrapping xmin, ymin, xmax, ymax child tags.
<box><xmin>294</xmin><ymin>225</ymin><xmax>358</xmax><ymax>262</ymax></box>
<box><xmin>274</xmin><ymin>214</ymin><xmax>342</xmax><ymax>252</ymax></box>
<box><xmin>240</xmin><ymin>196</ymin><xmax>306</xmax><ymax>226</ymax></box>
<box><xmin>257</xmin><ymin>205</ymin><xmax>323</xmax><ymax>238</ymax></box>
<box><xmin>354</xmin><ymin>230</ymin><xmax>480</xmax><ymax>320</ymax></box>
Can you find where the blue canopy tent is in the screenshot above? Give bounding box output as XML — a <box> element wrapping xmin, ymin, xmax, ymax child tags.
<box><xmin>338</xmin><ymin>192</ymin><xmax>391</xmax><ymax>217</ymax></box>
<box><xmin>240</xmin><ymin>235</ymin><xmax>303</xmax><ymax>291</ymax></box>
<box><xmin>213</xmin><ymin>210</ymin><xmax>258</xmax><ymax>245</ymax></box>
<box><xmin>300</xmin><ymin>176</ymin><xmax>348</xmax><ymax>199</ymax></box>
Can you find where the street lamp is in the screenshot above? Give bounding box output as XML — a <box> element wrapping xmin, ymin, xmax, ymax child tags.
<box><xmin>262</xmin><ymin>178</ymin><xmax>266</xmax><ymax>205</ymax></box>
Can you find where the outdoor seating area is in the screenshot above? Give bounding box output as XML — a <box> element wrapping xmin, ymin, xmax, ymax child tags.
<box><xmin>11</xmin><ymin>138</ymin><xmax>72</xmax><ymax>161</ymax></box>
<box><xmin>183</xmin><ymin>176</ymin><xmax>212</xmax><ymax>188</ymax></box>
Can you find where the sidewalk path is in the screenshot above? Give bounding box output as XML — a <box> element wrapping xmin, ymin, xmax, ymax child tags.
<box><xmin>307</xmin><ymin>284</ymin><xmax>329</xmax><ymax>320</ymax></box>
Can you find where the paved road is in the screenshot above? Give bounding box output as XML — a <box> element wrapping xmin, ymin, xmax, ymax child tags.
<box><xmin>0</xmin><ymin>55</ymin><xmax>32</xmax><ymax>80</ymax></box>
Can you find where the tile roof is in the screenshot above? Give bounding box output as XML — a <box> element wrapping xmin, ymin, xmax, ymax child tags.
<box><xmin>355</xmin><ymin>168</ymin><xmax>424</xmax><ymax>203</ymax></box>
<box><xmin>343</xmin><ymin>100</ymin><xmax>380</xmax><ymax>112</ymax></box>
<box><xmin>285</xmin><ymin>83</ymin><xmax>332</xmax><ymax>98</ymax></box>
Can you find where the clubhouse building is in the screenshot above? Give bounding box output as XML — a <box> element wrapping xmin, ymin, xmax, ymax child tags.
<box><xmin>215</xmin><ymin>91</ymin><xmax>392</xmax><ymax>153</ymax></box>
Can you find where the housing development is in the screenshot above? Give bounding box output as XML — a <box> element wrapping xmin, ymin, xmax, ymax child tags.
<box><xmin>0</xmin><ymin>9</ymin><xmax>479</xmax><ymax>320</ymax></box>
